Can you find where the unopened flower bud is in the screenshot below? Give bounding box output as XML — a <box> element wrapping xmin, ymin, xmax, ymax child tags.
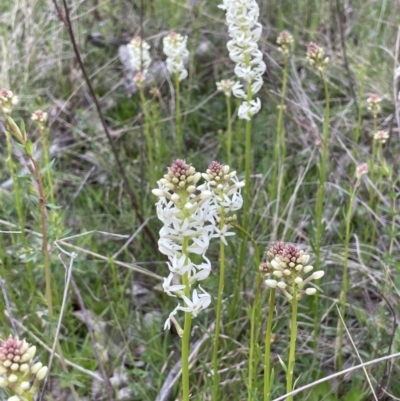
<box><xmin>277</xmin><ymin>282</ymin><xmax>287</xmax><ymax>289</ymax></box>
<box><xmin>20</xmin><ymin>381</ymin><xmax>30</xmax><ymax>390</ymax></box>
<box><xmin>277</xmin><ymin>31</ymin><xmax>294</xmax><ymax>55</ymax></box>
<box><xmin>356</xmin><ymin>163</ymin><xmax>369</xmax><ymax>180</ymax></box>
<box><xmin>30</xmin><ymin>362</ymin><xmax>42</xmax><ymax>374</ymax></box>
<box><xmin>306</xmin><ymin>42</ymin><xmax>328</xmax><ymax>71</ymax></box>
<box><xmin>0</xmin><ymin>377</ymin><xmax>8</xmax><ymax>386</ymax></box>
<box><xmin>294</xmin><ymin>277</ymin><xmax>303</xmax><ymax>284</ymax></box>
<box><xmin>8</xmin><ymin>374</ymin><xmax>18</xmax><ymax>383</ymax></box>
<box><xmin>305</xmin><ymin>288</ymin><xmax>317</xmax><ymax>295</ymax></box>
<box><xmin>367</xmin><ymin>94</ymin><xmax>381</xmax><ymax>117</ymax></box>
<box><xmin>19</xmin><ymin>363</ymin><xmax>29</xmax><ymax>372</ymax></box>
<box><xmin>31</xmin><ymin>109</ymin><xmax>48</xmax><ymax>124</ymax></box>
<box><xmin>171</xmin><ymin>193</ymin><xmax>180</xmax><ymax>202</ymax></box>
<box><xmin>303</xmin><ymin>265</ymin><xmax>313</xmax><ymax>273</ymax></box>
<box><xmin>265</xmin><ymin>279</ymin><xmax>278</xmax><ymax>288</ymax></box>
<box><xmin>373</xmin><ymin>130</ymin><xmax>389</xmax><ymax>144</ymax></box>
<box><xmin>10</xmin><ymin>363</ymin><xmax>18</xmax><ymax>371</ymax></box>
<box><xmin>312</xmin><ymin>271</ymin><xmax>325</xmax><ymax>280</ymax></box>
<box><xmin>36</xmin><ymin>366</ymin><xmax>48</xmax><ymax>380</ymax></box>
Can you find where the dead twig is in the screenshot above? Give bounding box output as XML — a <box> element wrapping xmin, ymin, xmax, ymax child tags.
<box><xmin>52</xmin><ymin>0</ymin><xmax>157</xmax><ymax>249</ymax></box>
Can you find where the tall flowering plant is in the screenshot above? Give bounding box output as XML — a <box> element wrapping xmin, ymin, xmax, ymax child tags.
<box><xmin>152</xmin><ymin>159</ymin><xmax>217</xmax><ymax>401</ymax></box>
<box><xmin>163</xmin><ymin>32</ymin><xmax>190</xmax><ymax>154</ymax></box>
<box><xmin>219</xmin><ymin>0</ymin><xmax>266</xmax><ymax>120</ymax></box>
<box><xmin>153</xmin><ymin>160</ymin><xmax>243</xmax><ymax>401</ymax></box>
<box><xmin>219</xmin><ymin>0</ymin><xmax>266</xmax><ymax>320</ymax></box>
<box><xmin>202</xmin><ymin>161</ymin><xmax>244</xmax><ymax>401</ymax></box>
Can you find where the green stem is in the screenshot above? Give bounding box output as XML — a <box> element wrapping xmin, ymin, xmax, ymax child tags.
<box><xmin>352</xmin><ymin>66</ymin><xmax>365</xmax><ymax>151</ymax></box>
<box><xmin>226</xmin><ymin>95</ymin><xmax>232</xmax><ymax>166</ymax></box>
<box><xmin>312</xmin><ymin>71</ymin><xmax>330</xmax><ymax>341</ymax></box>
<box><xmin>181</xmin><ymin>237</ymin><xmax>192</xmax><ymax>401</ymax></box>
<box><xmin>336</xmin><ymin>180</ymin><xmax>358</xmax><ymax>373</ymax></box>
<box><xmin>230</xmin><ymin>102</ymin><xmax>252</xmax><ymax>321</ymax></box>
<box><xmin>152</xmin><ymin>102</ymin><xmax>163</xmax><ymax>175</ymax></box>
<box><xmin>175</xmin><ymin>73</ymin><xmax>182</xmax><ymax>155</ymax></box>
<box><xmin>30</xmin><ymin>158</ymin><xmax>53</xmax><ymax>318</ymax></box>
<box><xmin>229</xmin><ymin>225</ymin><xmax>262</xmax><ymax>401</ymax></box>
<box><xmin>263</xmin><ymin>289</ymin><xmax>276</xmax><ymax>401</ymax></box>
<box><xmin>212</xmin><ymin>209</ymin><xmax>226</xmax><ymax>401</ymax></box>
<box><xmin>5</xmin><ymin>129</ymin><xmax>24</xmax><ymax>236</ymax></box>
<box><xmin>139</xmin><ymin>87</ymin><xmax>155</xmax><ymax>186</ymax></box>
<box><xmin>5</xmin><ymin>121</ymin><xmax>36</xmax><ymax>306</ymax></box>
<box><xmin>270</xmin><ymin>55</ymin><xmax>289</xmax><ymax>204</ymax></box>
<box><xmin>286</xmin><ymin>286</ymin><xmax>299</xmax><ymax>401</ymax></box>
<box><xmin>388</xmin><ymin>178</ymin><xmax>397</xmax><ymax>258</ymax></box>
<box><xmin>40</xmin><ymin>124</ymin><xmax>55</xmax><ymax>205</ymax></box>
<box><xmin>247</xmin><ymin>276</ymin><xmax>262</xmax><ymax>401</ymax></box>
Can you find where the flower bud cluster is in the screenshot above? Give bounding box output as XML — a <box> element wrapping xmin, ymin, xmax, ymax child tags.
<box><xmin>127</xmin><ymin>36</ymin><xmax>152</xmax><ymax>80</ymax></box>
<box><xmin>31</xmin><ymin>110</ymin><xmax>48</xmax><ymax>125</ymax></box>
<box><xmin>0</xmin><ymin>89</ymin><xmax>18</xmax><ymax>115</ymax></box>
<box><xmin>0</xmin><ymin>336</ymin><xmax>48</xmax><ymax>400</ymax></box>
<box><xmin>163</xmin><ymin>32</ymin><xmax>189</xmax><ymax>81</ymax></box>
<box><xmin>367</xmin><ymin>94</ymin><xmax>381</xmax><ymax>118</ymax></box>
<box><xmin>218</xmin><ymin>0</ymin><xmax>266</xmax><ymax>120</ymax></box>
<box><xmin>277</xmin><ymin>31</ymin><xmax>294</xmax><ymax>56</ymax></box>
<box><xmin>373</xmin><ymin>130</ymin><xmax>389</xmax><ymax>144</ymax></box>
<box><xmin>355</xmin><ymin>163</ymin><xmax>369</xmax><ymax>180</ymax></box>
<box><xmin>216</xmin><ymin>79</ymin><xmax>234</xmax><ymax>97</ymax></box>
<box><xmin>262</xmin><ymin>241</ymin><xmax>324</xmax><ymax>301</ymax></box>
<box><xmin>202</xmin><ymin>161</ymin><xmax>244</xmax><ymax>244</ymax></box>
<box><xmin>153</xmin><ymin>160</ymin><xmax>219</xmax><ymax>332</ymax></box>
<box><xmin>306</xmin><ymin>42</ymin><xmax>329</xmax><ymax>72</ymax></box>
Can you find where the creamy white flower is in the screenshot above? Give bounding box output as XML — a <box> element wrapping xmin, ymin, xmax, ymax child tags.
<box><xmin>127</xmin><ymin>37</ymin><xmax>152</xmax><ymax>75</ymax></box>
<box><xmin>238</xmin><ymin>98</ymin><xmax>261</xmax><ymax>120</ymax></box>
<box><xmin>178</xmin><ymin>288</ymin><xmax>212</xmax><ymax>317</ymax></box>
<box><xmin>212</xmin><ymin>225</ymin><xmax>235</xmax><ymax>246</ymax></box>
<box><xmin>167</xmin><ymin>254</ymin><xmax>193</xmax><ymax>275</ymax></box>
<box><xmin>154</xmin><ymin>160</ymin><xmax>220</xmax><ymax>330</ymax></box>
<box><xmin>219</xmin><ymin>0</ymin><xmax>265</xmax><ymax>119</ymax></box>
<box><xmin>163</xmin><ymin>273</ymin><xmax>186</xmax><ymax>297</ymax></box>
<box><xmin>216</xmin><ymin>79</ymin><xmax>234</xmax><ymax>97</ymax></box>
<box><xmin>163</xmin><ymin>32</ymin><xmax>189</xmax><ymax>81</ymax></box>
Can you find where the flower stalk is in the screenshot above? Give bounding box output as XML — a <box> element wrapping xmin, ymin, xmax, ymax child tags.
<box><xmin>336</xmin><ymin>163</ymin><xmax>368</xmax><ymax>373</ymax></box>
<box><xmin>270</xmin><ymin>31</ymin><xmax>293</xmax><ymax>206</ymax></box>
<box><xmin>306</xmin><ymin>43</ymin><xmax>330</xmax><ymax>339</ymax></box>
<box><xmin>263</xmin><ymin>241</ymin><xmax>324</xmax><ymax>401</ymax></box>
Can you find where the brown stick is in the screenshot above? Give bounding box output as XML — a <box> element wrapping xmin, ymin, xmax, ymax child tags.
<box><xmin>335</xmin><ymin>0</ymin><xmax>358</xmax><ymax>112</ymax></box>
<box><xmin>52</xmin><ymin>0</ymin><xmax>157</xmax><ymax>248</ymax></box>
